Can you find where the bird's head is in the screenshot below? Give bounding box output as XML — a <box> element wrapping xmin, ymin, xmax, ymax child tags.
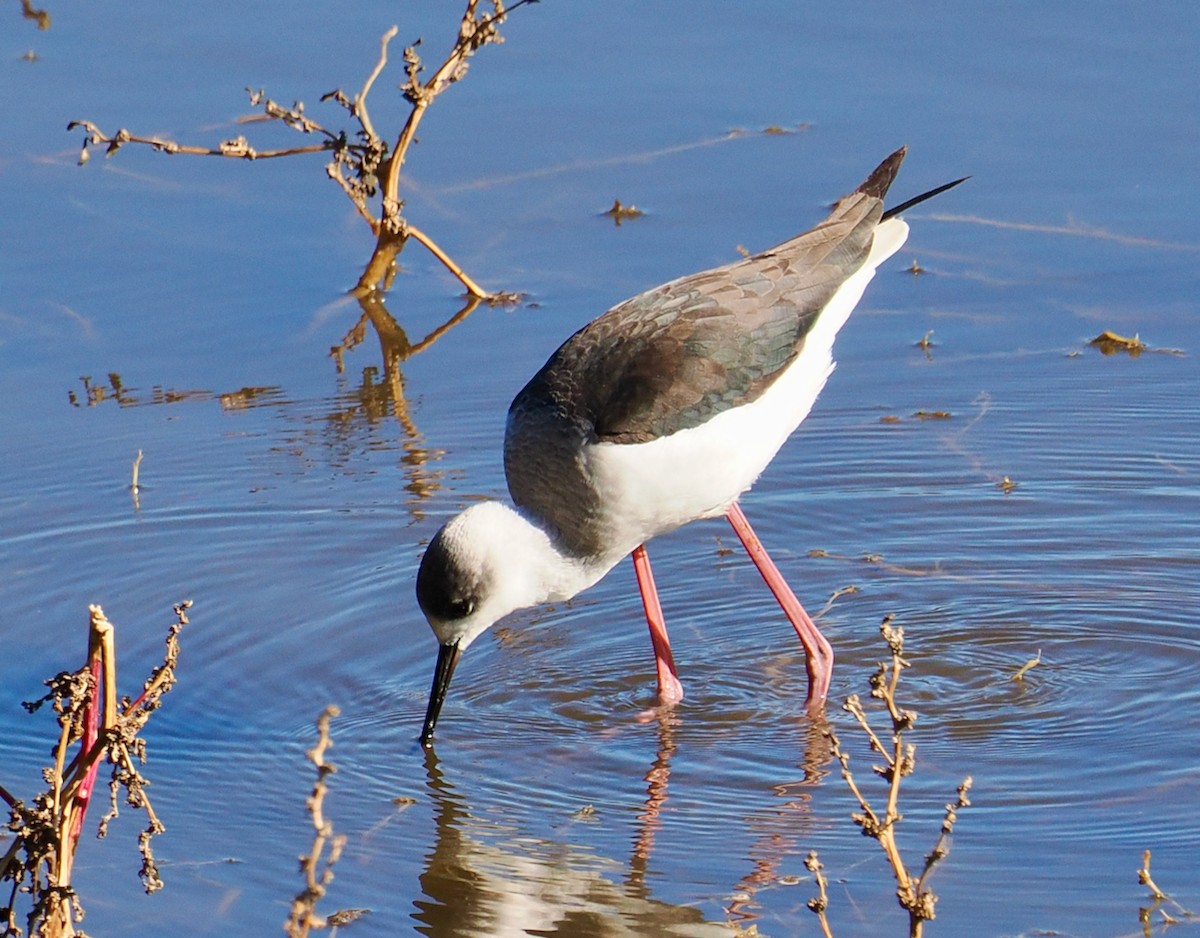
<box><xmin>415</xmin><ymin>501</ymin><xmax>546</xmax><ymax>747</ymax></box>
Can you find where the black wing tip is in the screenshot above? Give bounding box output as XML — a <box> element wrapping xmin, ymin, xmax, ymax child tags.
<box><xmin>856</xmin><ymin>146</ymin><xmax>908</xmax><ymax>200</ymax></box>
<box><xmin>881</xmin><ymin>175</ymin><xmax>969</xmax><ymax>222</ymax></box>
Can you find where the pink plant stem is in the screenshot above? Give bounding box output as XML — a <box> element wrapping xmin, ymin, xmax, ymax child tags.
<box><xmin>70</xmin><ymin>654</ymin><xmax>105</xmax><ymax>844</ymax></box>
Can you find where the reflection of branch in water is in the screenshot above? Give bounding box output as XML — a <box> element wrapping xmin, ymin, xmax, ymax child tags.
<box><xmin>67</xmin><ymin>372</ymin><xmax>284</xmax><ymax>410</ymax></box>
<box><xmin>417</xmin><ymin>747</ymin><xmax>731</xmax><ymax>937</ymax></box>
<box><xmin>325</xmin><ymin>290</ymin><xmax>484</xmax><ymax>511</ymax></box>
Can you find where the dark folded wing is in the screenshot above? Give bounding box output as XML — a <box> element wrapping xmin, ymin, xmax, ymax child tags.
<box><xmin>511</xmin><ymin>186</ymin><xmax>886</xmax><ymax>445</ymax></box>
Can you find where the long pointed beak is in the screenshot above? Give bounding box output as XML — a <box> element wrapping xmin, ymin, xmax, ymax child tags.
<box><xmin>420</xmin><ymin>641</ymin><xmax>462</xmax><ymax>747</ymax></box>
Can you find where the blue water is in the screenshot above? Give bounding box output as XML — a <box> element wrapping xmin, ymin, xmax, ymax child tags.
<box><xmin>3</xmin><ymin>3</ymin><xmax>1199</xmax><ymax>936</ymax></box>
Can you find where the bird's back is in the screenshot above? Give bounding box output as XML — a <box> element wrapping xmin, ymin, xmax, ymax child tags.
<box><xmin>506</xmin><ymin>152</ymin><xmax>907</xmax><ymax>556</ymax></box>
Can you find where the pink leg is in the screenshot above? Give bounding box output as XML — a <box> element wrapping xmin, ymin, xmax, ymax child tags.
<box><xmin>725</xmin><ymin>501</ymin><xmax>833</xmax><ymax>710</ymax></box>
<box><xmin>632</xmin><ymin>544</ymin><xmax>684</xmax><ymax>704</ymax></box>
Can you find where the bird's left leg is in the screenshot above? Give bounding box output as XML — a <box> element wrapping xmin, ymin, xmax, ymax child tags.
<box><xmin>724</xmin><ymin>501</ymin><xmax>832</xmax><ymax>710</ymax></box>
<box><xmin>632</xmin><ymin>544</ymin><xmax>684</xmax><ymax>704</ymax></box>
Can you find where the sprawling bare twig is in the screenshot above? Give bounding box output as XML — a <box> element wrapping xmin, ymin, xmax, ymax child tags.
<box><xmin>1138</xmin><ymin>849</ymin><xmax>1196</xmax><ymax>934</ymax></box>
<box><xmin>69</xmin><ymin>1</ymin><xmax>536</xmax><ymax>301</ymax></box>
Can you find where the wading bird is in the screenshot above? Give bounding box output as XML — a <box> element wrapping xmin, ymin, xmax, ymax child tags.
<box><xmin>416</xmin><ymin>148</ymin><xmax>963</xmax><ymax>745</ymax></box>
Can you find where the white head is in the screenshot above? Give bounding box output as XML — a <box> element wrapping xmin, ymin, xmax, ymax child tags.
<box><xmin>415</xmin><ymin>501</ymin><xmax>590</xmax><ymax>746</ymax></box>
<box><xmin>416</xmin><ymin>501</ymin><xmax>542</xmax><ymax>651</ymax></box>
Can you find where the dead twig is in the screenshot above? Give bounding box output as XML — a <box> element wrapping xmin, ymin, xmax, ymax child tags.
<box><xmin>804</xmin><ymin>851</ymin><xmax>834</xmax><ymax>938</ymax></box>
<box><xmin>1138</xmin><ymin>849</ymin><xmax>1196</xmax><ymax>934</ymax></box>
<box><xmin>814</xmin><ymin>616</ymin><xmax>973</xmax><ymax>938</ymax></box>
<box><xmin>284</xmin><ymin>706</ymin><xmax>367</xmax><ymax>937</ymax></box>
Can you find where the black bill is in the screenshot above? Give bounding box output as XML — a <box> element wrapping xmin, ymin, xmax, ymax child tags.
<box><xmin>419</xmin><ymin>641</ymin><xmax>462</xmax><ymax>747</ymax></box>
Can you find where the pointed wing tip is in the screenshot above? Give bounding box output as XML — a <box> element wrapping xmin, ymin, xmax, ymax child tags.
<box><xmin>856</xmin><ymin>146</ymin><xmax>908</xmax><ymax>200</ymax></box>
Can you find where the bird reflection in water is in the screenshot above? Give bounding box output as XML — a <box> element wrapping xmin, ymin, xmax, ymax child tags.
<box><xmin>409</xmin><ymin>708</ymin><xmax>833</xmax><ymax>936</ymax></box>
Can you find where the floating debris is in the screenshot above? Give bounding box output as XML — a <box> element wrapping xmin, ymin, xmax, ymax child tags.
<box><xmin>913</xmin><ymin>410</ymin><xmax>952</xmax><ymax>420</ymax></box>
<box><xmin>1090</xmin><ymin>330</ymin><xmax>1145</xmax><ymax>356</ymax></box>
<box><xmin>603</xmin><ymin>198</ymin><xmax>643</xmax><ymax>226</ymax></box>
<box><xmin>997</xmin><ymin>476</ymin><xmax>1018</xmax><ymax>493</ymax></box>
<box><xmin>907</xmin><ymin>258</ymin><xmax>925</xmax><ymax>275</ymax></box>
<box><xmin>328</xmin><ymin>908</ymin><xmax>371</xmax><ymax>926</ymax></box>
<box><xmin>1011</xmin><ymin>650</ymin><xmax>1042</xmax><ymax>682</ymax></box>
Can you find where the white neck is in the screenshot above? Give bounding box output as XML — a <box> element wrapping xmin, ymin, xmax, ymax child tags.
<box><xmin>432</xmin><ymin>501</ymin><xmax>620</xmax><ymax>650</ymax></box>
<box><xmin>496</xmin><ymin>503</ymin><xmax>617</xmax><ymax>605</ymax></box>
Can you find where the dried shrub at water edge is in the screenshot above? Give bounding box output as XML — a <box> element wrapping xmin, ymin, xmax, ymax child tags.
<box><xmin>1</xmin><ymin>602</ymin><xmax>191</xmax><ymax>938</ymax></box>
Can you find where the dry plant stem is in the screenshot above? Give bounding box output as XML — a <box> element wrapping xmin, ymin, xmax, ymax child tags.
<box><xmin>382</xmin><ymin>1</ymin><xmax>529</xmax><ymax>221</ymax></box>
<box><xmin>358</xmin><ymin>1</ymin><xmax>530</xmax><ymax>296</ymax></box>
<box><xmin>67</xmin><ymin>120</ymin><xmax>332</xmax><ymax>161</ymax></box>
<box><xmin>405</xmin><ymin>225</ymin><xmax>488</xmax><ymax>298</ymax></box>
<box><xmin>2</xmin><ymin>602</ymin><xmax>191</xmax><ymax>937</ymax></box>
<box><xmin>285</xmin><ymin>705</ymin><xmax>347</xmax><ymax>938</ymax></box>
<box><xmin>804</xmin><ymin>851</ymin><xmax>835</xmax><ymax>938</ymax></box>
<box><xmin>825</xmin><ymin>617</ymin><xmax>972</xmax><ymax>938</ymax></box>
<box><xmin>1139</xmin><ymin>849</ymin><xmax>1168</xmax><ymax>901</ymax></box>
<box><xmin>1138</xmin><ymin>848</ymin><xmax>1196</xmax><ymax>928</ymax></box>
<box><xmin>131</xmin><ymin>449</ymin><xmax>143</xmax><ymax>492</ymax></box>
<box><xmin>356</xmin><ymin>26</ymin><xmax>397</xmax><ymax>145</ymax></box>
<box><xmin>70</xmin><ymin>0</ymin><xmax>533</xmax><ymax>301</ymax></box>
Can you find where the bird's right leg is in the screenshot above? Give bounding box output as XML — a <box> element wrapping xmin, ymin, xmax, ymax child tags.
<box><xmin>632</xmin><ymin>545</ymin><xmax>684</xmax><ymax>703</ymax></box>
<box><xmin>724</xmin><ymin>501</ymin><xmax>833</xmax><ymax>711</ymax></box>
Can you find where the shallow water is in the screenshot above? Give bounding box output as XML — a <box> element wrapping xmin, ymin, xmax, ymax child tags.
<box><xmin>3</xmin><ymin>3</ymin><xmax>1199</xmax><ymax>936</ymax></box>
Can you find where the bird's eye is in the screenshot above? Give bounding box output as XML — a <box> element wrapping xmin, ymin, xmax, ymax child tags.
<box><xmin>448</xmin><ymin>598</ymin><xmax>475</xmax><ymax>619</ymax></box>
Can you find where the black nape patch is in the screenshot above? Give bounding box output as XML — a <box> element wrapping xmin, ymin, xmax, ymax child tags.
<box><xmin>416</xmin><ymin>531</ymin><xmax>478</xmax><ymax>622</ymax></box>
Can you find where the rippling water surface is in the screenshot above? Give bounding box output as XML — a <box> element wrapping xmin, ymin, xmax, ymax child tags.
<box><xmin>2</xmin><ymin>3</ymin><xmax>1198</xmax><ymax>936</ymax></box>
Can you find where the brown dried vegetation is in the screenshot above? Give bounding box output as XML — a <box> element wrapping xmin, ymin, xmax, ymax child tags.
<box><xmin>68</xmin><ymin>1</ymin><xmax>536</xmax><ymax>301</ymax></box>
<box><xmin>807</xmin><ymin>617</ymin><xmax>972</xmax><ymax>938</ymax></box>
<box><xmin>1</xmin><ymin>603</ymin><xmax>190</xmax><ymax>938</ymax></box>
